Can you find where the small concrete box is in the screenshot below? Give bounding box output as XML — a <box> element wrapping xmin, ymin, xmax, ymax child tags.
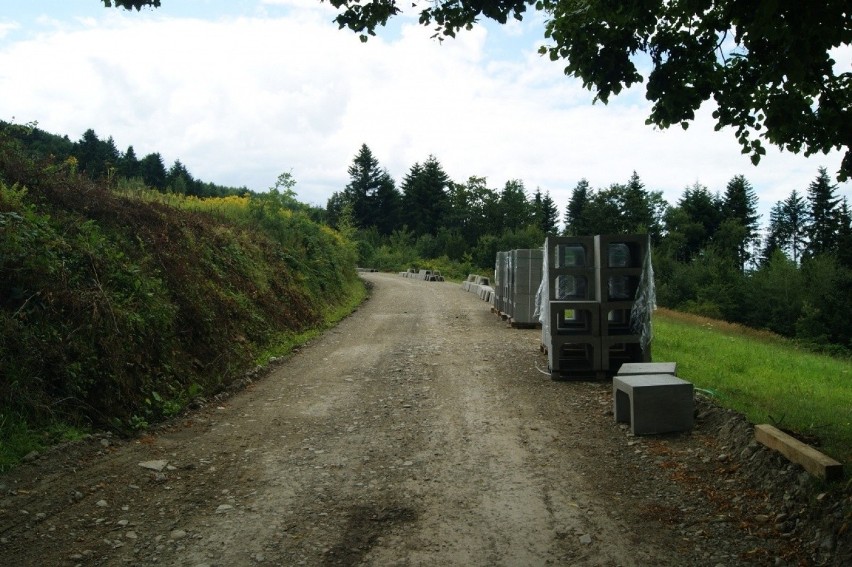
<box><xmin>617</xmin><ymin>362</ymin><xmax>677</xmax><ymax>376</ymax></box>
<box><xmin>613</xmin><ymin>374</ymin><xmax>694</xmax><ymax>435</ymax></box>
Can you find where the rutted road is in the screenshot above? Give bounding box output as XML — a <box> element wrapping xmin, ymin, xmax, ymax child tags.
<box><xmin>1</xmin><ymin>273</ymin><xmax>806</xmax><ymax>566</ymax></box>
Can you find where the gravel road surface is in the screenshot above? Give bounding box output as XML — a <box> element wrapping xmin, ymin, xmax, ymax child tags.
<box><xmin>1</xmin><ymin>272</ymin><xmax>847</xmax><ymax>566</ymax></box>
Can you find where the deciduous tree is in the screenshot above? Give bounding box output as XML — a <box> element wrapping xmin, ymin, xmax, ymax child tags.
<box><xmin>320</xmin><ymin>0</ymin><xmax>852</xmax><ymax>180</ymax></box>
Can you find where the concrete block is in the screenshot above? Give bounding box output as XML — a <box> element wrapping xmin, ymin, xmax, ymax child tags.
<box><xmin>617</xmin><ymin>362</ymin><xmax>677</xmax><ymax>376</ymax></box>
<box><xmin>600</xmin><ymin>336</ymin><xmax>649</xmax><ymax>371</ymax></box>
<box><xmin>613</xmin><ymin>374</ymin><xmax>693</xmax><ymax>435</ymax></box>
<box><xmin>546</xmin><ymin>335</ymin><xmax>599</xmax><ymax>376</ymax></box>
<box><xmin>549</xmin><ymin>301</ymin><xmax>600</xmax><ymax>336</ymax></box>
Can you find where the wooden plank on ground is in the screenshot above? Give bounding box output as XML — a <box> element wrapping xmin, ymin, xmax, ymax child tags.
<box><xmin>754</xmin><ymin>424</ymin><xmax>843</xmax><ymax>482</ymax></box>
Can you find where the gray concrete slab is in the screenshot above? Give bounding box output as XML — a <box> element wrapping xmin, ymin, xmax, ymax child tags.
<box><xmin>616</xmin><ymin>362</ymin><xmax>677</xmax><ymax>376</ymax></box>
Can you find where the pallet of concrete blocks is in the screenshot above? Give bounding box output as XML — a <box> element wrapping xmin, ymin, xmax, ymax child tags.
<box><xmin>508</xmin><ymin>248</ymin><xmax>543</xmax><ymax>327</ymax></box>
<box><xmin>540</xmin><ymin>234</ymin><xmax>652</xmax><ymax>380</ymax></box>
<box><xmin>462</xmin><ymin>274</ymin><xmax>477</xmax><ymax>292</ymax></box>
<box><xmin>492</xmin><ymin>252</ymin><xmax>509</xmax><ymax>315</ymax></box>
<box><xmin>400</xmin><ymin>268</ymin><xmax>418</xmax><ymax>278</ymax></box>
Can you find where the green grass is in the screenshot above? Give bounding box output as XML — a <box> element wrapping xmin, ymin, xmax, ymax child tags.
<box><xmin>255</xmin><ymin>277</ymin><xmax>368</xmax><ymax>364</ymax></box>
<box><xmin>653</xmin><ymin>308</ymin><xmax>852</xmax><ymax>468</ymax></box>
<box><xmin>0</xmin><ymin>414</ymin><xmax>88</xmax><ymax>472</ymax></box>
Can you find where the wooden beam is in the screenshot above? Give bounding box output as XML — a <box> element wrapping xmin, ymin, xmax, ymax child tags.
<box><xmin>754</xmin><ymin>424</ymin><xmax>844</xmax><ymax>482</ymax></box>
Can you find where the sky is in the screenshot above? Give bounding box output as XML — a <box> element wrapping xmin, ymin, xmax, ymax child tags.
<box><xmin>1</xmin><ymin>0</ymin><xmax>849</xmax><ymax>225</ymax></box>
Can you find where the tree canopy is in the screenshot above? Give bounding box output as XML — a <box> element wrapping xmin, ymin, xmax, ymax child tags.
<box><xmin>328</xmin><ymin>0</ymin><xmax>851</xmax><ymax>181</ymax></box>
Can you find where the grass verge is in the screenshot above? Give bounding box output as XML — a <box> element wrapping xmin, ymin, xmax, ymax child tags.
<box><xmin>653</xmin><ymin>308</ymin><xmax>852</xmax><ymax>470</ymax></box>
<box><xmin>255</xmin><ymin>277</ymin><xmax>369</xmax><ymax>364</ymax></box>
<box><xmin>0</xmin><ymin>415</ymin><xmax>88</xmax><ymax>473</ymax></box>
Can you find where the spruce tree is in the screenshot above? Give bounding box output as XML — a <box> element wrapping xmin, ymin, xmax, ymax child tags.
<box><xmin>343</xmin><ymin>144</ymin><xmax>394</xmax><ymax>231</ymax></box>
<box><xmin>563</xmin><ymin>179</ymin><xmax>590</xmax><ymax>236</ymax></box>
<box><xmin>120</xmin><ymin>145</ymin><xmax>141</xmax><ymax>179</ymax></box>
<box><xmin>400</xmin><ymin>155</ymin><xmax>450</xmax><ymax>236</ymax></box>
<box><xmin>540</xmin><ymin>191</ymin><xmax>559</xmax><ymax>235</ymax></box>
<box><xmin>140</xmin><ymin>152</ymin><xmax>167</xmax><ymax>190</ymax></box>
<box><xmin>805</xmin><ymin>167</ymin><xmax>841</xmax><ymax>256</ymax></box>
<box><xmin>720</xmin><ymin>175</ymin><xmax>760</xmax><ymax>270</ymax></box>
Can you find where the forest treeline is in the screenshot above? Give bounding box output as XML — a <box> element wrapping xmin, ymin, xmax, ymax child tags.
<box><xmin>3</xmin><ymin>123</ymin><xmax>851</xmax><ymax>354</ymax></box>
<box><xmin>328</xmin><ymin>144</ymin><xmax>852</xmax><ymax>355</ymax></box>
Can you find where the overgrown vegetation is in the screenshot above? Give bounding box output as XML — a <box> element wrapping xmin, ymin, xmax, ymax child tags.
<box><xmin>653</xmin><ymin>308</ymin><xmax>852</xmax><ymax>469</ymax></box>
<box><xmin>0</xmin><ymin>126</ymin><xmax>361</xmax><ymax>470</ymax></box>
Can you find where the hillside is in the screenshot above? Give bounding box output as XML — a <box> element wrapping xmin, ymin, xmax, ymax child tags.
<box><xmin>0</xmin><ymin>128</ymin><xmax>363</xmax><ymax>467</ymax></box>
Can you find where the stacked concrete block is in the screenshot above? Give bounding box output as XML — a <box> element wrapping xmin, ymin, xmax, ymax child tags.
<box><xmin>401</xmin><ymin>268</ymin><xmax>443</xmax><ymax>281</ymax></box>
<box><xmin>509</xmin><ymin>249</ymin><xmax>544</xmax><ymax>326</ymax></box>
<box><xmin>596</xmin><ymin>234</ymin><xmax>650</xmax><ymax>373</ymax></box>
<box><xmin>542</xmin><ymin>234</ymin><xmax>651</xmax><ymax>379</ymax></box>
<box><xmin>462</xmin><ymin>275</ymin><xmax>492</xmax><ymax>304</ymax></box>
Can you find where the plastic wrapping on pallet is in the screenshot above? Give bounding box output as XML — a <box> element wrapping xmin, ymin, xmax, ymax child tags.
<box><xmin>534</xmin><ymin>244</ymin><xmax>549</xmax><ymax>335</ymax></box>
<box><xmin>630</xmin><ymin>243</ymin><xmax>656</xmax><ymax>354</ymax></box>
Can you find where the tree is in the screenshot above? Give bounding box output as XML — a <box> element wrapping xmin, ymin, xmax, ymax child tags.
<box><xmin>342</xmin><ymin>144</ymin><xmax>396</xmax><ymax>231</ymax></box>
<box><xmin>806</xmin><ymin>167</ymin><xmax>841</xmax><ymax>256</ymax></box>
<box><xmin>538</xmin><ymin>190</ymin><xmax>559</xmax><ymax>235</ymax></box>
<box><xmin>563</xmin><ymin>178</ymin><xmax>590</xmax><ymax>236</ymax></box>
<box><xmin>167</xmin><ymin>159</ymin><xmax>195</xmax><ymax>195</ymax></box>
<box><xmin>720</xmin><ymin>175</ymin><xmax>760</xmax><ymax>271</ymax></box>
<box><xmin>837</xmin><ymin>199</ymin><xmax>852</xmax><ymax>268</ymax></box>
<box><xmin>119</xmin><ymin>145</ymin><xmax>141</xmax><ymax>179</ymax></box>
<box><xmin>318</xmin><ymin>0</ymin><xmax>852</xmax><ymax>181</ymax></box>
<box><xmin>764</xmin><ymin>190</ymin><xmax>808</xmax><ymax>264</ymax></box>
<box><xmin>102</xmin><ymin>1</ymin><xmax>160</xmax><ymax>9</ymax></box>
<box><xmin>620</xmin><ymin>171</ymin><xmax>666</xmax><ymax>242</ymax></box>
<box><xmin>664</xmin><ymin>183</ymin><xmax>723</xmax><ymax>262</ymax></box>
<box><xmin>372</xmin><ymin>173</ymin><xmax>401</xmax><ymax>236</ymax></box>
<box><xmin>400</xmin><ymin>155</ymin><xmax>450</xmax><ymax>236</ymax></box>
<box><xmin>139</xmin><ymin>152</ymin><xmax>167</xmax><ymax>189</ymax></box>
<box><xmin>498</xmin><ymin>179</ymin><xmax>531</xmax><ymax>232</ymax></box>
<box><xmin>75</xmin><ymin>128</ymin><xmax>120</xmax><ymax>180</ymax></box>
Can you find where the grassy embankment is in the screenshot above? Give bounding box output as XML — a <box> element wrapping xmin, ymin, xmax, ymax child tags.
<box><xmin>0</xmin><ymin>134</ymin><xmax>365</xmax><ymax>471</ymax></box>
<box><xmin>653</xmin><ymin>308</ymin><xmax>852</xmax><ymax>472</ymax></box>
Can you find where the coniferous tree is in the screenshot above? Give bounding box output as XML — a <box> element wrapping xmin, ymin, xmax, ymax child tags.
<box><xmin>120</xmin><ymin>145</ymin><xmax>141</xmax><ymax>179</ymax></box>
<box><xmin>563</xmin><ymin>178</ymin><xmax>590</xmax><ymax>236</ymax></box>
<box><xmin>765</xmin><ymin>190</ymin><xmax>809</xmax><ymax>264</ymax></box>
<box><xmin>836</xmin><ymin>199</ymin><xmax>852</xmax><ymax>268</ymax></box>
<box><xmin>400</xmin><ymin>155</ymin><xmax>450</xmax><ymax>236</ymax></box>
<box><xmin>531</xmin><ymin>188</ymin><xmax>560</xmax><ymax>235</ymax></box>
<box><xmin>167</xmin><ymin>160</ymin><xmax>195</xmax><ymax>195</ymax></box>
<box><xmin>805</xmin><ymin>167</ymin><xmax>841</xmax><ymax>257</ymax></box>
<box><xmin>540</xmin><ymin>191</ymin><xmax>559</xmax><ymax>235</ymax></box>
<box><xmin>372</xmin><ymin>174</ymin><xmax>401</xmax><ymax>236</ymax></box>
<box><xmin>75</xmin><ymin>129</ymin><xmax>119</xmax><ymax>179</ymax></box>
<box><xmin>140</xmin><ymin>152</ymin><xmax>167</xmax><ymax>189</ymax></box>
<box><xmin>720</xmin><ymin>175</ymin><xmax>760</xmax><ymax>270</ymax></box>
<box><xmin>343</xmin><ymin>144</ymin><xmax>395</xmax><ymax>230</ymax></box>
<box><xmin>669</xmin><ymin>183</ymin><xmax>723</xmax><ymax>261</ymax></box>
<box><xmin>620</xmin><ymin>171</ymin><xmax>667</xmax><ymax>242</ymax></box>
<box><xmin>498</xmin><ymin>179</ymin><xmax>531</xmax><ymax>232</ymax></box>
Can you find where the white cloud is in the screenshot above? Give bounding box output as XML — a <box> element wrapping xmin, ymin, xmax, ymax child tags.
<box><xmin>0</xmin><ymin>21</ymin><xmax>20</xmax><ymax>39</ymax></box>
<box><xmin>0</xmin><ymin>5</ymin><xmax>847</xmax><ymax>218</ymax></box>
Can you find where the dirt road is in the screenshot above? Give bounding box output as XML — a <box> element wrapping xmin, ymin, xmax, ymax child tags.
<box><xmin>1</xmin><ymin>273</ymin><xmax>846</xmax><ymax>566</ymax></box>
